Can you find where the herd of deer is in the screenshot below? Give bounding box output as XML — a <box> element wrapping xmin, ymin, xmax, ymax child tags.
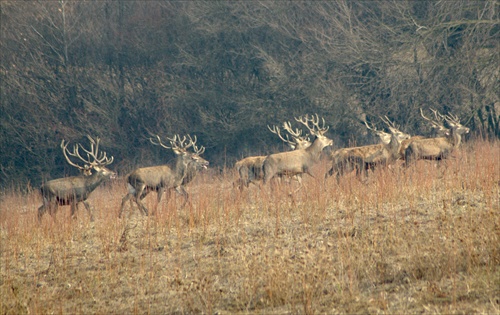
<box><xmin>37</xmin><ymin>110</ymin><xmax>469</xmax><ymax>222</ymax></box>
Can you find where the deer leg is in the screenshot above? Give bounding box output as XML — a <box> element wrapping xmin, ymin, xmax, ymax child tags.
<box><xmin>120</xmin><ymin>182</ymin><xmax>140</xmax><ymax>218</ymax></box>
<box><xmin>295</xmin><ymin>174</ymin><xmax>303</xmax><ymax>185</ymax></box>
<box><xmin>48</xmin><ymin>201</ymin><xmax>59</xmax><ymax>219</ymax></box>
<box><xmin>119</xmin><ymin>193</ymin><xmax>133</xmax><ymax>218</ymax></box>
<box><xmin>134</xmin><ymin>184</ymin><xmax>149</xmax><ymax>216</ymax></box>
<box><xmin>151</xmin><ymin>187</ymin><xmax>166</xmax><ymax>216</ymax></box>
<box><xmin>325</xmin><ymin>166</ymin><xmax>335</xmax><ymax>179</ymax></box>
<box><xmin>37</xmin><ymin>205</ymin><xmax>46</xmax><ymax>222</ymax></box>
<box><xmin>337</xmin><ymin>160</ymin><xmax>355</xmax><ymax>183</ymax></box>
<box><xmin>238</xmin><ymin>166</ymin><xmax>249</xmax><ymax>190</ymax></box>
<box><xmin>82</xmin><ymin>201</ymin><xmax>95</xmax><ymax>222</ymax></box>
<box><xmin>38</xmin><ymin>198</ymin><xmax>50</xmax><ymax>222</ymax></box>
<box><xmin>174</xmin><ymin>186</ymin><xmax>190</xmax><ymax>208</ymax></box>
<box><xmin>291</xmin><ymin>179</ymin><xmax>304</xmax><ymax>195</ymax></box>
<box><xmin>70</xmin><ymin>202</ymin><xmax>79</xmax><ymax>220</ymax></box>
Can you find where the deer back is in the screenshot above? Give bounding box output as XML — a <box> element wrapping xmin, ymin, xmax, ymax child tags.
<box><xmin>364</xmin><ymin>130</ymin><xmax>409</xmax><ymax>164</ymax></box>
<box><xmin>41</xmin><ymin>166</ymin><xmax>115</xmax><ymax>203</ymax></box>
<box><xmin>265</xmin><ymin>132</ymin><xmax>333</xmax><ymax>175</ymax></box>
<box><xmin>127</xmin><ymin>165</ymin><xmax>177</xmax><ymax>189</ymax></box>
<box><xmin>330</xmin><ymin>143</ymin><xmax>384</xmax><ymax>163</ymax></box>
<box><xmin>406</xmin><ymin>114</ymin><xmax>469</xmax><ymax>160</ymax></box>
<box><xmin>235</xmin><ymin>156</ymin><xmax>267</xmax><ymax>171</ymax></box>
<box><xmin>398</xmin><ymin>136</ymin><xmax>425</xmax><ymax>158</ymax></box>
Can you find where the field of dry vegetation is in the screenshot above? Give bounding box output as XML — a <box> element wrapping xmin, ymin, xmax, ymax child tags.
<box><xmin>1</xmin><ymin>140</ymin><xmax>499</xmax><ymax>314</ymax></box>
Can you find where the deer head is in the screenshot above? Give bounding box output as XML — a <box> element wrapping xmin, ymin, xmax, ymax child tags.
<box><xmin>61</xmin><ymin>135</ymin><xmax>115</xmax><ymax>177</ymax></box>
<box><xmin>150</xmin><ymin>134</ymin><xmax>209</xmax><ymax>171</ymax></box>
<box><xmin>380</xmin><ymin>115</ymin><xmax>411</xmax><ymax>142</ymax></box>
<box><xmin>363</xmin><ymin>119</ymin><xmax>391</xmax><ymax>144</ymax></box>
<box><xmin>444</xmin><ymin>112</ymin><xmax>470</xmax><ymax>136</ymax></box>
<box><xmin>420</xmin><ymin>108</ymin><xmax>450</xmax><ymax>137</ymax></box>
<box><xmin>268</xmin><ymin>121</ymin><xmax>311</xmax><ymax>150</ymax></box>
<box><xmin>295</xmin><ymin>113</ymin><xmax>332</xmax><ymax>152</ymax></box>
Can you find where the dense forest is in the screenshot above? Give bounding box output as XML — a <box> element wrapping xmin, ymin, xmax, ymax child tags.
<box><xmin>1</xmin><ymin>1</ymin><xmax>498</xmax><ymax>188</ymax></box>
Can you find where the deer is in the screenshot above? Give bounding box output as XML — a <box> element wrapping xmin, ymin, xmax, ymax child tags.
<box><xmin>326</xmin><ymin>116</ymin><xmax>410</xmax><ymax>180</ymax></box>
<box><xmin>234</xmin><ymin>121</ymin><xmax>311</xmax><ymax>190</ymax></box>
<box><xmin>404</xmin><ymin>112</ymin><xmax>469</xmax><ymax>165</ymax></box>
<box><xmin>356</xmin><ymin>126</ymin><xmax>411</xmax><ymax>178</ymax></box>
<box><xmin>119</xmin><ymin>134</ymin><xmax>209</xmax><ymax>218</ymax></box>
<box><xmin>263</xmin><ymin>114</ymin><xmax>332</xmax><ymax>185</ymax></box>
<box><xmin>398</xmin><ymin>108</ymin><xmax>450</xmax><ymax>159</ymax></box>
<box><xmin>38</xmin><ymin>136</ymin><xmax>115</xmax><ymax>222</ymax></box>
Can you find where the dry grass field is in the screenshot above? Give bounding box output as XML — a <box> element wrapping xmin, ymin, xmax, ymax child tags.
<box><xmin>1</xmin><ymin>140</ymin><xmax>499</xmax><ymax>314</ymax></box>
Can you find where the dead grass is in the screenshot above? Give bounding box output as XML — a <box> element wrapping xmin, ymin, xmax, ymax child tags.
<box><xmin>1</xmin><ymin>140</ymin><xmax>499</xmax><ymax>314</ymax></box>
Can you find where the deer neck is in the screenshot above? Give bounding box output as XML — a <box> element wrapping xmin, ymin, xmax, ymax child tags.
<box><xmin>305</xmin><ymin>137</ymin><xmax>328</xmax><ymax>161</ymax></box>
<box><xmin>383</xmin><ymin>134</ymin><xmax>400</xmax><ymax>158</ymax></box>
<box><xmin>84</xmin><ymin>172</ymin><xmax>107</xmax><ymax>191</ymax></box>
<box><xmin>174</xmin><ymin>156</ymin><xmax>190</xmax><ymax>181</ymax></box>
<box><xmin>446</xmin><ymin>127</ymin><xmax>462</xmax><ymax>147</ymax></box>
<box><xmin>182</xmin><ymin>162</ymin><xmax>199</xmax><ymax>185</ymax></box>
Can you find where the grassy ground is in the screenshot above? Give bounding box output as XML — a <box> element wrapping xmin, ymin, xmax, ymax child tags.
<box><xmin>1</xmin><ymin>140</ymin><xmax>499</xmax><ymax>314</ymax></box>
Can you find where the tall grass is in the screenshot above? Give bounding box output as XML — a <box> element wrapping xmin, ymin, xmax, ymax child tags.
<box><xmin>1</xmin><ymin>140</ymin><xmax>499</xmax><ymax>314</ymax></box>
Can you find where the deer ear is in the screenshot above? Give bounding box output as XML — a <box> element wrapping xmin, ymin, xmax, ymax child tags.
<box><xmin>290</xmin><ymin>144</ymin><xmax>296</xmax><ymax>150</ymax></box>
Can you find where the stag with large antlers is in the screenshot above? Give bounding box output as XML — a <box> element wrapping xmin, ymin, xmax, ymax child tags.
<box><xmin>404</xmin><ymin>112</ymin><xmax>469</xmax><ymax>164</ymax></box>
<box><xmin>234</xmin><ymin>121</ymin><xmax>312</xmax><ymax>190</ymax></box>
<box><xmin>119</xmin><ymin>134</ymin><xmax>209</xmax><ymax>217</ymax></box>
<box><xmin>326</xmin><ymin>116</ymin><xmax>410</xmax><ymax>180</ymax></box>
<box><xmin>38</xmin><ymin>136</ymin><xmax>115</xmax><ymax>222</ymax></box>
<box><xmin>357</xmin><ymin>126</ymin><xmax>410</xmax><ymax>177</ymax></box>
<box><xmin>398</xmin><ymin>108</ymin><xmax>451</xmax><ymax>159</ymax></box>
<box><xmin>263</xmin><ymin>114</ymin><xmax>332</xmax><ymax>185</ymax></box>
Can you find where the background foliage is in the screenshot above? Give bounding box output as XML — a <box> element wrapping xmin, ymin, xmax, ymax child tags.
<box><xmin>1</xmin><ymin>0</ymin><xmax>498</xmax><ymax>188</ymax></box>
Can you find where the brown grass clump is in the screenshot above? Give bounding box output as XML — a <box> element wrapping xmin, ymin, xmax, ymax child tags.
<box><xmin>1</xmin><ymin>140</ymin><xmax>499</xmax><ymax>314</ymax></box>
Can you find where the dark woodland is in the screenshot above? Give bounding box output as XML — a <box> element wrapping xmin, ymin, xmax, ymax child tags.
<box><xmin>1</xmin><ymin>1</ymin><xmax>498</xmax><ymax>188</ymax></box>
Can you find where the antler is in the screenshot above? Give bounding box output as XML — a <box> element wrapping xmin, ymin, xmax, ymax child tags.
<box><xmin>79</xmin><ymin>136</ymin><xmax>114</xmax><ymax>166</ymax></box>
<box><xmin>380</xmin><ymin>115</ymin><xmax>400</xmax><ymax>133</ymax></box>
<box><xmin>150</xmin><ymin>134</ymin><xmax>172</xmax><ymax>149</ymax></box>
<box><xmin>282</xmin><ymin>121</ymin><xmax>310</xmax><ymax>141</ymax></box>
<box><xmin>268</xmin><ymin>124</ymin><xmax>296</xmax><ymax>147</ymax></box>
<box><xmin>151</xmin><ymin>134</ymin><xmax>204</xmax><ymax>154</ymax></box>
<box><xmin>61</xmin><ymin>136</ymin><xmax>113</xmax><ymax>171</ymax></box>
<box><xmin>420</xmin><ymin>108</ymin><xmax>451</xmax><ymax>137</ymax></box>
<box><xmin>295</xmin><ymin>114</ymin><xmax>329</xmax><ymax>135</ymax></box>
<box><xmin>430</xmin><ymin>108</ymin><xmax>445</xmax><ymax>123</ymax></box>
<box><xmin>364</xmin><ymin>119</ymin><xmax>388</xmax><ymax>134</ymax></box>
<box><xmin>444</xmin><ymin>112</ymin><xmax>461</xmax><ymax>126</ymax></box>
<box><xmin>186</xmin><ymin>134</ymin><xmax>205</xmax><ymax>155</ymax></box>
<box><xmin>363</xmin><ymin>118</ymin><xmax>391</xmax><ymax>143</ymax></box>
<box><xmin>61</xmin><ymin>140</ymin><xmax>88</xmax><ymax>171</ymax></box>
<box><xmin>420</xmin><ymin>108</ymin><xmax>443</xmax><ymax>128</ymax></box>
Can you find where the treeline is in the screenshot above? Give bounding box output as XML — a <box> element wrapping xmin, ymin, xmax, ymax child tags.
<box><xmin>0</xmin><ymin>1</ymin><xmax>498</xmax><ymax>188</ymax></box>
